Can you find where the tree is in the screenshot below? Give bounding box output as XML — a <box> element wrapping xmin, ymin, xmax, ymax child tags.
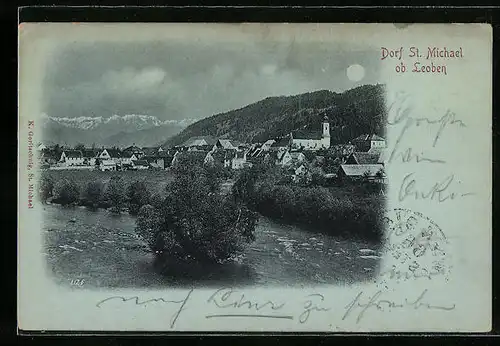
<box><xmin>53</xmin><ymin>179</ymin><xmax>80</xmax><ymax>206</ymax></box>
<box><xmin>127</xmin><ymin>180</ymin><xmax>150</xmax><ymax>215</ymax></box>
<box><xmin>84</xmin><ymin>181</ymin><xmax>104</xmax><ymax>210</ymax></box>
<box><xmin>39</xmin><ymin>175</ymin><xmax>54</xmax><ymax>203</ymax></box>
<box><xmin>74</xmin><ymin>143</ymin><xmax>85</xmax><ymax>151</ymax></box>
<box><xmin>136</xmin><ymin>163</ymin><xmax>257</xmax><ymax>265</ymax></box>
<box><xmin>104</xmin><ymin>176</ymin><xmax>125</xmax><ymax>213</ymax></box>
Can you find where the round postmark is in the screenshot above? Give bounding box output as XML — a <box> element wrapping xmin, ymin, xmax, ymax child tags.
<box><xmin>377</xmin><ymin>208</ymin><xmax>451</xmax><ymax>286</ymax></box>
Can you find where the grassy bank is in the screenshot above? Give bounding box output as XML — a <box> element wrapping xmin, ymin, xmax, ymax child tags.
<box><xmin>233</xmin><ymin>166</ymin><xmax>386</xmax><ymax>243</ymax></box>
<box><xmin>39</xmin><ymin>169</ymin><xmax>172</xmax><ymax>212</ymax></box>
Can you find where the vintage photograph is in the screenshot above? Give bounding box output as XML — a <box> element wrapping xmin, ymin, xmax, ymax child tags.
<box><xmin>37</xmin><ymin>35</ymin><xmax>388</xmax><ymax>289</ymax></box>
<box><xmin>19</xmin><ymin>22</ymin><xmax>492</xmax><ymax>333</ymax></box>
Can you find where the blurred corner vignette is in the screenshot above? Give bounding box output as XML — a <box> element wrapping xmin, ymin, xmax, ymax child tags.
<box><xmin>37</xmin><ymin>35</ymin><xmax>388</xmax><ymax>289</ymax></box>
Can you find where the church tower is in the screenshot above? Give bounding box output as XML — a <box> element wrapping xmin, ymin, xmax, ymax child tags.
<box><xmin>322</xmin><ymin>116</ymin><xmax>330</xmax><ymax>138</ymax></box>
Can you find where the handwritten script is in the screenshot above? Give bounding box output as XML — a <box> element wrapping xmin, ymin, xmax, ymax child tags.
<box><xmin>386</xmin><ymin>91</ymin><xmax>474</xmax><ymax>203</ymax></box>
<box><xmin>95</xmin><ymin>288</ymin><xmax>194</xmax><ymax>328</ymax></box>
<box><xmin>95</xmin><ymin>288</ymin><xmax>456</xmax><ymax>328</ymax></box>
<box><xmin>342</xmin><ymin>289</ymin><xmax>456</xmax><ymax>324</ymax></box>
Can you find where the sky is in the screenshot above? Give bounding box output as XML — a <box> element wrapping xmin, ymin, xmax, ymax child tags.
<box><xmin>43</xmin><ymin>39</ymin><xmax>381</xmax><ymax>122</ymax></box>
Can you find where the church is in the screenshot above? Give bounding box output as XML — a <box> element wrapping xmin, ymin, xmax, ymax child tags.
<box><xmin>290</xmin><ymin>116</ymin><xmax>331</xmax><ymax>151</ymax></box>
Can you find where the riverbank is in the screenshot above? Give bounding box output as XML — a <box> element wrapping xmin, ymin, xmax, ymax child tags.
<box><xmin>42</xmin><ymin>204</ymin><xmax>381</xmax><ymax>288</ymax></box>
<box><xmin>239</xmin><ymin>178</ymin><xmax>385</xmax><ymax>244</ymax></box>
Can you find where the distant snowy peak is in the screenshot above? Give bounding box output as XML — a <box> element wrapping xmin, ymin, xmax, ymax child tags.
<box><xmin>43</xmin><ymin>114</ymin><xmax>197</xmax><ymax>131</ymax></box>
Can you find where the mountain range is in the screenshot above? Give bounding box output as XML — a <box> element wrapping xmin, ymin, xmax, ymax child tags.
<box><xmin>164</xmin><ymin>84</ymin><xmax>387</xmax><ymax>148</ymax></box>
<box><xmin>40</xmin><ymin>114</ymin><xmax>194</xmax><ymax>147</ymax></box>
<box><xmin>42</xmin><ymin>84</ymin><xmax>386</xmax><ymax>149</ymax></box>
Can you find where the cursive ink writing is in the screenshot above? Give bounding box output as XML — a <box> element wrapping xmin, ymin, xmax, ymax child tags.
<box><xmin>299</xmin><ymin>293</ymin><xmax>331</xmax><ymax>324</ymax></box>
<box><xmin>206</xmin><ymin>288</ymin><xmax>289</xmax><ymax>319</ymax></box>
<box><xmin>342</xmin><ymin>289</ymin><xmax>455</xmax><ymax>324</ymax></box>
<box><xmin>398</xmin><ymin>173</ymin><xmax>474</xmax><ymax>202</ymax></box>
<box><xmin>386</xmin><ymin>94</ymin><xmax>466</xmax><ymax>164</ymax></box>
<box><xmin>95</xmin><ymin>288</ymin><xmax>193</xmax><ymax>328</ymax></box>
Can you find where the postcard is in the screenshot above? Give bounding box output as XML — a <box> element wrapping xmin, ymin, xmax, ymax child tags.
<box><xmin>18</xmin><ymin>23</ymin><xmax>492</xmax><ymax>333</ymax></box>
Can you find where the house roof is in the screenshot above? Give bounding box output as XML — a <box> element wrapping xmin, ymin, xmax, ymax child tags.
<box><xmin>82</xmin><ymin>149</ymin><xmax>100</xmax><ymax>158</ymax></box>
<box><xmin>103</xmin><ymin>149</ymin><xmax>122</xmax><ymax>158</ymax></box>
<box><xmin>349</xmin><ymin>152</ymin><xmax>381</xmax><ymax>164</ymax></box>
<box><xmin>123</xmin><ymin>145</ymin><xmax>142</xmax><ymax>152</ymax></box>
<box><xmin>217</xmin><ymin>139</ymin><xmax>240</xmax><ymax>150</ymax></box>
<box><xmin>142</xmin><ymin>155</ymin><xmax>163</xmax><ymax>163</ymax></box>
<box><xmin>64</xmin><ymin>150</ymin><xmax>83</xmax><ymax>158</ymax></box>
<box><xmin>292</xmin><ymin>129</ymin><xmax>323</xmax><ymax>140</ymax></box>
<box><xmin>133</xmin><ymin>159</ymin><xmax>149</xmax><ymax>166</ymax></box>
<box><xmin>271</xmin><ymin>137</ymin><xmax>290</xmax><ymax>148</ymax></box>
<box><xmin>339</xmin><ymin>164</ymin><xmax>384</xmax><ymax>177</ymax></box>
<box><xmin>181</xmin><ymin>136</ymin><xmax>218</xmax><ymax>147</ymax></box>
<box><xmin>352</xmin><ymin>134</ymin><xmax>385</xmax><ymax>142</ymax></box>
<box><xmin>142</xmin><ymin>147</ymin><xmax>160</xmax><ymax>156</ymax></box>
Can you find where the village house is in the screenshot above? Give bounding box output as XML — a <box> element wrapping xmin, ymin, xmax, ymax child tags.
<box><xmin>351</xmin><ymin>134</ymin><xmax>386</xmax><ymax>153</ymax></box>
<box><xmin>59</xmin><ymin>150</ymin><xmax>85</xmax><ymax>166</ymax></box>
<box><xmin>269</xmin><ymin>137</ymin><xmax>291</xmax><ymax>152</ymax></box>
<box><xmin>98</xmin><ymin>149</ymin><xmax>123</xmax><ymax>164</ymax></box>
<box><xmin>142</xmin><ymin>155</ymin><xmax>165</xmax><ymax>169</ymax></box>
<box><xmin>290</xmin><ymin>116</ymin><xmax>331</xmax><ymax>151</ymax></box>
<box><xmin>214</xmin><ymin>139</ymin><xmax>239</xmax><ymax>151</ymax></box>
<box><xmin>131</xmin><ymin>159</ymin><xmax>150</xmax><ymax>170</ymax></box>
<box><xmin>121</xmin><ymin>153</ymin><xmax>139</xmax><ymax>165</ymax></box>
<box><xmin>100</xmin><ymin>160</ymin><xmax>116</xmax><ymax>171</ymax></box>
<box><xmin>337</xmin><ymin>164</ymin><xmax>385</xmax><ymax>182</ymax></box>
<box><xmin>231</xmin><ymin>150</ymin><xmax>248</xmax><ymax>170</ymax></box>
<box><xmin>279</xmin><ymin>150</ymin><xmax>307</xmax><ymax>167</ymax></box>
<box><xmin>261</xmin><ymin>139</ymin><xmax>276</xmax><ymax>151</ymax></box>
<box><xmin>82</xmin><ymin>149</ymin><xmax>100</xmax><ymax>166</ymax></box>
<box><xmin>181</xmin><ymin>136</ymin><xmax>218</xmax><ymax>152</ymax></box>
<box><xmin>122</xmin><ymin>145</ymin><xmax>144</xmax><ymax>158</ymax></box>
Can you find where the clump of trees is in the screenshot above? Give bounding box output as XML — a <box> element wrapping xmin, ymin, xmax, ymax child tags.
<box><xmin>232</xmin><ymin>162</ymin><xmax>385</xmax><ymax>243</ymax></box>
<box><xmin>127</xmin><ymin>181</ymin><xmax>150</xmax><ymax>215</ymax></box>
<box><xmin>103</xmin><ymin>176</ymin><xmax>126</xmax><ymax>213</ymax></box>
<box><xmin>83</xmin><ymin>181</ymin><xmax>104</xmax><ymax>210</ymax></box>
<box><xmin>52</xmin><ymin>179</ymin><xmax>80</xmax><ymax>206</ymax></box>
<box><xmin>135</xmin><ymin>159</ymin><xmax>257</xmax><ymax>266</ymax></box>
<box><xmin>39</xmin><ymin>175</ymin><xmax>54</xmax><ymax>203</ymax></box>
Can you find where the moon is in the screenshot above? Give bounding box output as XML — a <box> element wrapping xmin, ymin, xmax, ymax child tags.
<box><xmin>346</xmin><ymin>64</ymin><xmax>365</xmax><ymax>82</ymax></box>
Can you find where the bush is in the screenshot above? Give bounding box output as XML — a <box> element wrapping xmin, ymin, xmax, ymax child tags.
<box><xmin>240</xmin><ymin>171</ymin><xmax>385</xmax><ymax>242</ymax></box>
<box><xmin>103</xmin><ymin>176</ymin><xmax>125</xmax><ymax>213</ymax></box>
<box><xmin>39</xmin><ymin>175</ymin><xmax>54</xmax><ymax>203</ymax></box>
<box><xmin>135</xmin><ymin>163</ymin><xmax>257</xmax><ymax>265</ymax></box>
<box><xmin>127</xmin><ymin>180</ymin><xmax>150</xmax><ymax>215</ymax></box>
<box><xmin>53</xmin><ymin>179</ymin><xmax>80</xmax><ymax>206</ymax></box>
<box><xmin>83</xmin><ymin>181</ymin><xmax>104</xmax><ymax>209</ymax></box>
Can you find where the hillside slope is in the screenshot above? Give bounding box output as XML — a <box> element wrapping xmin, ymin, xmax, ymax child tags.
<box><xmin>164</xmin><ymin>84</ymin><xmax>386</xmax><ymax>147</ymax></box>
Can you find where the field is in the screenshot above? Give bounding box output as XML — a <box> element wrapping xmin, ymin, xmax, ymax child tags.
<box><xmin>41</xmin><ymin>168</ymin><xmax>174</xmax><ymax>192</ymax></box>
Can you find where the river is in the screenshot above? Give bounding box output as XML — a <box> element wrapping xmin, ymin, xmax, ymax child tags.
<box><xmin>42</xmin><ymin>204</ymin><xmax>382</xmax><ymax>289</ymax></box>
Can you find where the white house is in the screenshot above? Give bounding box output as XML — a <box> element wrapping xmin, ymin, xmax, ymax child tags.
<box><xmin>261</xmin><ymin>139</ymin><xmax>276</xmax><ymax>151</ymax></box>
<box><xmin>98</xmin><ymin>149</ymin><xmax>122</xmax><ymax>164</ymax></box>
<box><xmin>59</xmin><ymin>150</ymin><xmax>85</xmax><ymax>166</ymax></box>
<box><xmin>351</xmin><ymin>134</ymin><xmax>386</xmax><ymax>153</ymax></box>
<box><xmin>122</xmin><ymin>153</ymin><xmax>139</xmax><ymax>165</ymax></box>
<box><xmin>279</xmin><ymin>150</ymin><xmax>306</xmax><ymax>166</ymax></box>
<box><xmin>231</xmin><ymin>151</ymin><xmax>247</xmax><ymax>170</ymax></box>
<box><xmin>290</xmin><ymin>116</ymin><xmax>331</xmax><ymax>150</ymax></box>
<box><xmin>131</xmin><ymin>159</ymin><xmax>149</xmax><ymax>170</ymax></box>
<box><xmin>100</xmin><ymin>160</ymin><xmax>116</xmax><ymax>171</ymax></box>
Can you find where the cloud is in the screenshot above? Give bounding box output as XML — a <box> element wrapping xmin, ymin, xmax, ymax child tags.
<box><xmin>101</xmin><ymin>67</ymin><xmax>168</xmax><ymax>94</ymax></box>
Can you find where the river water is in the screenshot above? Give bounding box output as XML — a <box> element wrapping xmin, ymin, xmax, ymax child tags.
<box><xmin>42</xmin><ymin>204</ymin><xmax>382</xmax><ymax>289</ymax></box>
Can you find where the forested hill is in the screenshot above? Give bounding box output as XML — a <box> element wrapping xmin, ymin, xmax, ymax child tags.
<box><xmin>164</xmin><ymin>84</ymin><xmax>387</xmax><ymax>147</ymax></box>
